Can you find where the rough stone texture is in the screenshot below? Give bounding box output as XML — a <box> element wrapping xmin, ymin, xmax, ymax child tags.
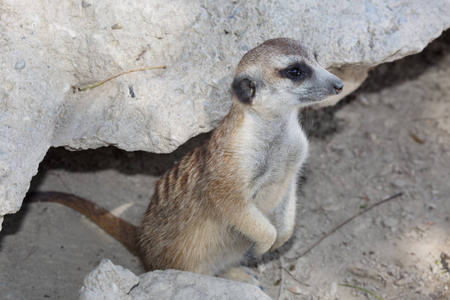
<box><xmin>80</xmin><ymin>259</ymin><xmax>271</xmax><ymax>300</ymax></box>
<box><xmin>132</xmin><ymin>270</ymin><xmax>271</xmax><ymax>300</ymax></box>
<box><xmin>1</xmin><ymin>1</ymin><xmax>450</xmax><ymax>223</ymax></box>
<box><xmin>79</xmin><ymin>259</ymin><xmax>139</xmax><ymax>300</ymax></box>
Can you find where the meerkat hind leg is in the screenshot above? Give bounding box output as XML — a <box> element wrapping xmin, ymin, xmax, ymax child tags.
<box><xmin>219</xmin><ymin>266</ymin><xmax>262</xmax><ymax>289</ymax></box>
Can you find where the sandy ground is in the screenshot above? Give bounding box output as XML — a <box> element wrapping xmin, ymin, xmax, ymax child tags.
<box><xmin>1</xmin><ymin>31</ymin><xmax>449</xmax><ymax>299</ymax></box>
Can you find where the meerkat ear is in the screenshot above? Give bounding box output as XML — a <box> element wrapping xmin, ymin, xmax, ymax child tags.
<box><xmin>232</xmin><ymin>76</ymin><xmax>256</xmax><ymax>104</ymax></box>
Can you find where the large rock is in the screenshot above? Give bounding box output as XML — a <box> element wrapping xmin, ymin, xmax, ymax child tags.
<box><xmin>1</xmin><ymin>0</ymin><xmax>450</xmax><ymax>224</ymax></box>
<box><xmin>80</xmin><ymin>259</ymin><xmax>271</xmax><ymax>300</ymax></box>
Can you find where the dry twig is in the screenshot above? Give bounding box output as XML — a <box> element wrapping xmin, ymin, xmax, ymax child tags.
<box><xmin>281</xmin><ymin>266</ymin><xmax>310</xmax><ymax>287</ymax></box>
<box><xmin>77</xmin><ymin>66</ymin><xmax>166</xmax><ymax>92</ymax></box>
<box><xmin>277</xmin><ymin>258</ymin><xmax>285</xmax><ymax>300</ymax></box>
<box><xmin>285</xmin><ymin>192</ymin><xmax>403</xmax><ymax>261</ymax></box>
<box><xmin>386</xmin><ymin>289</ymin><xmax>422</xmax><ymax>300</ymax></box>
<box><xmin>22</xmin><ymin>246</ymin><xmax>39</xmax><ymax>262</ymax></box>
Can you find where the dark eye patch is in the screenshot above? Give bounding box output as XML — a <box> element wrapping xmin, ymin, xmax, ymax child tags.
<box><xmin>279</xmin><ymin>62</ymin><xmax>311</xmax><ymax>82</ymax></box>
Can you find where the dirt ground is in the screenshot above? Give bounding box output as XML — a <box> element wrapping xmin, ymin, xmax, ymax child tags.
<box><xmin>1</xmin><ymin>31</ymin><xmax>449</xmax><ymax>299</ymax></box>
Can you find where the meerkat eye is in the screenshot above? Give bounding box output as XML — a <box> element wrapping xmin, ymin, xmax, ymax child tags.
<box><xmin>280</xmin><ymin>64</ymin><xmax>309</xmax><ymax>82</ymax></box>
<box><xmin>287</xmin><ymin>67</ymin><xmax>302</xmax><ymax>77</ymax></box>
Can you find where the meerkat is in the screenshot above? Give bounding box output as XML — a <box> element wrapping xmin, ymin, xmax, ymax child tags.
<box><xmin>27</xmin><ymin>38</ymin><xmax>343</xmax><ymax>286</ymax></box>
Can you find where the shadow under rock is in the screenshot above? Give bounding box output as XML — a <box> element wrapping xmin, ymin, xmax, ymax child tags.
<box><xmin>0</xmin><ymin>205</ymin><xmax>30</xmax><ymax>251</ymax></box>
<box><xmin>36</xmin><ymin>132</ymin><xmax>211</xmax><ymax>176</ymax></box>
<box><xmin>358</xmin><ymin>28</ymin><xmax>450</xmax><ymax>93</ymax></box>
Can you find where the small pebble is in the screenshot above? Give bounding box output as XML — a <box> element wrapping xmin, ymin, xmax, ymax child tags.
<box><xmin>82</xmin><ymin>1</ymin><xmax>91</xmax><ymax>8</ymax></box>
<box><xmin>330</xmin><ymin>282</ymin><xmax>338</xmax><ymax>296</ymax></box>
<box><xmin>111</xmin><ymin>22</ymin><xmax>123</xmax><ymax>30</ymax></box>
<box><xmin>5</xmin><ymin>81</ymin><xmax>15</xmax><ymax>92</ymax></box>
<box><xmin>14</xmin><ymin>60</ymin><xmax>26</xmax><ymax>70</ymax></box>
<box><xmin>286</xmin><ymin>285</ymin><xmax>302</xmax><ymax>294</ymax></box>
<box><xmin>393</xmin><ymin>178</ymin><xmax>407</xmax><ymax>188</ymax></box>
<box><xmin>394</xmin><ymin>277</ymin><xmax>411</xmax><ymax>286</ymax></box>
<box><xmin>359</xmin><ymin>95</ymin><xmax>371</xmax><ymax>106</ymax></box>
<box><xmin>128</xmin><ymin>86</ymin><xmax>136</xmax><ymax>98</ymax></box>
<box><xmin>382</xmin><ymin>217</ymin><xmax>398</xmax><ymax>231</ymax></box>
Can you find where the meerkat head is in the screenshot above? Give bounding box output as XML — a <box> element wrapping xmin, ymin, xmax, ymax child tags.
<box><xmin>232</xmin><ymin>38</ymin><xmax>343</xmax><ymax>113</ymax></box>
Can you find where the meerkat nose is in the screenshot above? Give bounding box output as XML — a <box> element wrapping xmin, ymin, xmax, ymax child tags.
<box><xmin>333</xmin><ymin>80</ymin><xmax>344</xmax><ymax>94</ymax></box>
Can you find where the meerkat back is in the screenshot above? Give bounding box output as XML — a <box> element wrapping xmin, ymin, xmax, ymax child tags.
<box><xmin>136</xmin><ymin>38</ymin><xmax>343</xmax><ymax>285</ymax></box>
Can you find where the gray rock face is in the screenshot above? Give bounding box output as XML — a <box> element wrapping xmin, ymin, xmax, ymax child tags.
<box><xmin>132</xmin><ymin>270</ymin><xmax>271</xmax><ymax>300</ymax></box>
<box><xmin>1</xmin><ymin>0</ymin><xmax>450</xmax><ymax>223</ymax></box>
<box><xmin>80</xmin><ymin>259</ymin><xmax>271</xmax><ymax>300</ymax></box>
<box><xmin>80</xmin><ymin>259</ymin><xmax>140</xmax><ymax>300</ymax></box>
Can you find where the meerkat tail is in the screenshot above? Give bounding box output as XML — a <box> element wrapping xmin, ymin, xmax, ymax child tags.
<box><xmin>24</xmin><ymin>191</ymin><xmax>139</xmax><ymax>256</ymax></box>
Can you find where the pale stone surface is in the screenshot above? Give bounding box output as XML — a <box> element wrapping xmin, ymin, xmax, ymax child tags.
<box><xmin>1</xmin><ymin>0</ymin><xmax>449</xmax><ymax>222</ymax></box>
<box><xmin>79</xmin><ymin>259</ymin><xmax>139</xmax><ymax>300</ymax></box>
<box><xmin>132</xmin><ymin>270</ymin><xmax>271</xmax><ymax>300</ymax></box>
<box><xmin>80</xmin><ymin>259</ymin><xmax>271</xmax><ymax>300</ymax></box>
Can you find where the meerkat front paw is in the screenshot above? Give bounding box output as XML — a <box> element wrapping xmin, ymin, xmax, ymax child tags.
<box><xmin>269</xmin><ymin>231</ymin><xmax>294</xmax><ymax>252</ymax></box>
<box><xmin>269</xmin><ymin>227</ymin><xmax>294</xmax><ymax>251</ymax></box>
<box><xmin>252</xmin><ymin>226</ymin><xmax>277</xmax><ymax>256</ymax></box>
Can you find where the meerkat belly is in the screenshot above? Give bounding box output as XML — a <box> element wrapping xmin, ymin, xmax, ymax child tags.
<box><xmin>251</xmin><ymin>138</ymin><xmax>307</xmax><ymax>213</ymax></box>
<box><xmin>238</xmin><ymin>111</ymin><xmax>308</xmax><ymax>214</ymax></box>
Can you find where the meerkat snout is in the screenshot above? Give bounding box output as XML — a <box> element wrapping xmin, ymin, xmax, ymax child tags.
<box><xmin>310</xmin><ymin>64</ymin><xmax>344</xmax><ymax>97</ymax></box>
<box><xmin>333</xmin><ymin>80</ymin><xmax>344</xmax><ymax>94</ymax></box>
